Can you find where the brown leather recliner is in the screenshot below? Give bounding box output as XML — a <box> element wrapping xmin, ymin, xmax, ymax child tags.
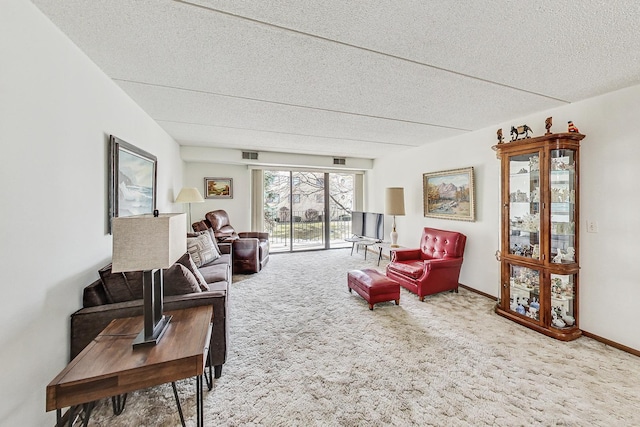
<box><xmin>193</xmin><ymin>210</ymin><xmax>269</xmax><ymax>274</ymax></box>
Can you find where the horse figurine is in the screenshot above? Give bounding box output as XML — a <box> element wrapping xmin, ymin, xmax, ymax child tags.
<box><xmin>510</xmin><ymin>124</ymin><xmax>533</xmax><ymax>141</ymax></box>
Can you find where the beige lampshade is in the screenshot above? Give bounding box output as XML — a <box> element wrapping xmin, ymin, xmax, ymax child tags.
<box><xmin>385</xmin><ymin>187</ymin><xmax>405</xmax><ymax>216</ymax></box>
<box><xmin>175</xmin><ymin>187</ymin><xmax>204</xmax><ymax>203</ymax></box>
<box><xmin>111</xmin><ymin>213</ymin><xmax>187</xmax><ymax>273</ymax></box>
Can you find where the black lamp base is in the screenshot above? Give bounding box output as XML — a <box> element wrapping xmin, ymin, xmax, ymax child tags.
<box><xmin>132</xmin><ymin>269</ymin><xmax>170</xmax><ymax>349</ymax></box>
<box><xmin>132</xmin><ymin>314</ymin><xmax>172</xmax><ymax>348</ymax></box>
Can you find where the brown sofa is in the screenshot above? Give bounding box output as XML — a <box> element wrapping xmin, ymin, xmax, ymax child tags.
<box><xmin>193</xmin><ymin>209</ymin><xmax>269</xmax><ymax>274</ymax></box>
<box><xmin>70</xmin><ymin>243</ymin><xmax>231</xmax><ymax>379</ymax></box>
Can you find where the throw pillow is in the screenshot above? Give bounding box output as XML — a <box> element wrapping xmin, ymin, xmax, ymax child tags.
<box><xmin>188</xmin><ymin>228</ymin><xmax>221</xmax><ymax>255</ymax></box>
<box><xmin>163</xmin><ymin>263</ymin><xmax>202</xmax><ymax>296</ymax></box>
<box><xmin>176</xmin><ymin>252</ymin><xmax>210</xmax><ymax>291</ymax></box>
<box><xmin>186</xmin><ymin>232</ymin><xmax>220</xmax><ymax>267</ymax></box>
<box><xmin>98</xmin><ymin>264</ymin><xmax>144</xmax><ymax>303</ymax></box>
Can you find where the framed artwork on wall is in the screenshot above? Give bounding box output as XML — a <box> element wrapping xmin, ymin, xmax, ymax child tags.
<box><xmin>205</xmin><ymin>177</ymin><xmax>233</xmax><ymax>199</ymax></box>
<box><xmin>108</xmin><ymin>135</ymin><xmax>157</xmax><ymax>233</ymax></box>
<box><xmin>423</xmin><ymin>166</ymin><xmax>475</xmax><ymax>222</ymax></box>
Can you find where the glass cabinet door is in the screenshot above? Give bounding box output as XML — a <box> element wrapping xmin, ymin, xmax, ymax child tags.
<box><xmin>550</xmin><ymin>149</ymin><xmax>576</xmax><ymax>264</ymax></box>
<box><xmin>550</xmin><ymin>273</ymin><xmax>576</xmax><ymax>329</ymax></box>
<box><xmin>508</xmin><ymin>152</ymin><xmax>541</xmax><ymax>259</ymax></box>
<box><xmin>508</xmin><ymin>264</ymin><xmax>541</xmax><ymax>321</ymax></box>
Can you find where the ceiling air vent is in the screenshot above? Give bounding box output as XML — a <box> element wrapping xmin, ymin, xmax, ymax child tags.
<box><xmin>333</xmin><ymin>158</ymin><xmax>346</xmax><ymax>165</ymax></box>
<box><xmin>242</xmin><ymin>151</ymin><xmax>258</xmax><ymax>160</ymax></box>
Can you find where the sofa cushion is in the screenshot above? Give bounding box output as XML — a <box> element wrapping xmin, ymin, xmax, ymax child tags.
<box><xmin>187</xmin><ymin>232</ymin><xmax>220</xmax><ymax>267</ymax></box>
<box><xmin>83</xmin><ymin>280</ymin><xmax>109</xmax><ymax>307</ymax></box>
<box><xmin>386</xmin><ymin>260</ymin><xmax>424</xmax><ymax>280</ymax></box>
<box><xmin>199</xmin><ymin>255</ymin><xmax>231</xmax><ymax>284</ymax></box>
<box><xmin>98</xmin><ymin>264</ymin><xmax>144</xmax><ymax>303</ymax></box>
<box><xmin>163</xmin><ymin>263</ymin><xmax>202</xmax><ymax>296</ymax></box>
<box><xmin>176</xmin><ymin>252</ymin><xmax>209</xmax><ymax>291</ymax></box>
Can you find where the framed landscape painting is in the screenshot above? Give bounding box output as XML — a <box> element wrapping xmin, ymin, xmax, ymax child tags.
<box><xmin>423</xmin><ymin>167</ymin><xmax>475</xmax><ymax>221</ymax></box>
<box><xmin>205</xmin><ymin>177</ymin><xmax>233</xmax><ymax>199</ymax></box>
<box><xmin>108</xmin><ymin>135</ymin><xmax>157</xmax><ymax>233</ymax></box>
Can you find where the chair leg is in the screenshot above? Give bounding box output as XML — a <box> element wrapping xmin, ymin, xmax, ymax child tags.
<box><xmin>419</xmin><ymin>296</ymin><xmax>425</xmax><ymax>302</ymax></box>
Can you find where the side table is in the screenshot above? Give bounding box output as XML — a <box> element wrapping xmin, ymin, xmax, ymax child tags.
<box><xmin>345</xmin><ymin>237</ymin><xmax>379</xmax><ymax>260</ymax></box>
<box><xmin>375</xmin><ymin>242</ymin><xmax>402</xmax><ymax>266</ymax></box>
<box><xmin>47</xmin><ymin>305</ymin><xmax>213</xmax><ymax>427</ymax></box>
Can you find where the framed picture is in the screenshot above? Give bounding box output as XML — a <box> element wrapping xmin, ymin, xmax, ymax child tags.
<box><xmin>205</xmin><ymin>177</ymin><xmax>233</xmax><ymax>199</ymax></box>
<box><xmin>423</xmin><ymin>167</ymin><xmax>475</xmax><ymax>222</ymax></box>
<box><xmin>108</xmin><ymin>135</ymin><xmax>157</xmax><ymax>233</ymax></box>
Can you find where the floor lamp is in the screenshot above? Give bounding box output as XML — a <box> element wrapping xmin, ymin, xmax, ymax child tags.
<box><xmin>385</xmin><ymin>187</ymin><xmax>405</xmax><ymax>247</ymax></box>
<box><xmin>175</xmin><ymin>187</ymin><xmax>205</xmax><ymax>228</ymax></box>
<box><xmin>111</xmin><ymin>212</ymin><xmax>186</xmax><ymax>348</ymax></box>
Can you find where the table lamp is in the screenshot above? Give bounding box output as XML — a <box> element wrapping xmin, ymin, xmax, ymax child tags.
<box><xmin>385</xmin><ymin>187</ymin><xmax>405</xmax><ymax>247</ymax></box>
<box><xmin>111</xmin><ymin>211</ymin><xmax>186</xmax><ymax>348</ymax></box>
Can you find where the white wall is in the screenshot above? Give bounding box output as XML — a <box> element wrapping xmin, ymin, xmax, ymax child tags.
<box><xmin>368</xmin><ymin>84</ymin><xmax>640</xmax><ymax>352</ymax></box>
<box><xmin>0</xmin><ymin>1</ymin><xmax>183</xmax><ymax>425</ymax></box>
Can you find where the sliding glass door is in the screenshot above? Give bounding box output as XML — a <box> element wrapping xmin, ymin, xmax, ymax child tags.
<box><xmin>264</xmin><ymin>170</ymin><xmax>354</xmax><ymax>252</ymax></box>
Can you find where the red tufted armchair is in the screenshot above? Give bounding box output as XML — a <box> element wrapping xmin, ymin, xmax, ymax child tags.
<box><xmin>386</xmin><ymin>227</ymin><xmax>467</xmax><ymax>301</ymax></box>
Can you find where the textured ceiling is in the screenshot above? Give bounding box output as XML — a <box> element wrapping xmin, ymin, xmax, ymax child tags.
<box><xmin>32</xmin><ymin>0</ymin><xmax>640</xmax><ymax>159</ymax></box>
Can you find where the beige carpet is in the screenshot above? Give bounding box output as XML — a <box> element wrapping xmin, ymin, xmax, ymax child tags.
<box><xmin>83</xmin><ymin>248</ymin><xmax>640</xmax><ymax>426</ymax></box>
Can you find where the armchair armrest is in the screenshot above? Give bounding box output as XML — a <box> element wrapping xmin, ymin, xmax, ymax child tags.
<box><xmin>238</xmin><ymin>231</ymin><xmax>269</xmax><ymax>241</ymax></box>
<box><xmin>424</xmin><ymin>257</ymin><xmax>463</xmax><ymax>271</ymax></box>
<box><xmin>217</xmin><ymin>242</ymin><xmax>232</xmax><ymax>255</ymax></box>
<box><xmin>192</xmin><ymin>220</ymin><xmax>210</xmax><ymax>232</ymax></box>
<box><xmin>232</xmin><ymin>238</ymin><xmax>260</xmax><ymax>273</ymax></box>
<box><xmin>391</xmin><ymin>248</ymin><xmax>422</xmax><ymax>262</ymax></box>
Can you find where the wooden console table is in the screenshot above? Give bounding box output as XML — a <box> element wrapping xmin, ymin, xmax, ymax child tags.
<box><xmin>47</xmin><ymin>305</ymin><xmax>213</xmax><ymax>426</ymax></box>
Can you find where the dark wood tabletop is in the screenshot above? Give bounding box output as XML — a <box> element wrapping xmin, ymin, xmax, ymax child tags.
<box><xmin>47</xmin><ymin>305</ymin><xmax>213</xmax><ymax>412</ymax></box>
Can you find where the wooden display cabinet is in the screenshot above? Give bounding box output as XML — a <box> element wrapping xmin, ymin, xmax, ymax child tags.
<box><xmin>493</xmin><ymin>132</ymin><xmax>584</xmax><ymax>341</ymax></box>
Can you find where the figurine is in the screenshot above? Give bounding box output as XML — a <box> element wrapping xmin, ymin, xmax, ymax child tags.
<box><xmin>497</xmin><ymin>128</ymin><xmax>504</xmax><ymax>144</ymax></box>
<box><xmin>568</xmin><ymin>121</ymin><xmax>580</xmax><ymax>133</ymax></box>
<box><xmin>532</xmin><ymin>244</ymin><xmax>540</xmax><ymax>260</ymax></box>
<box><xmin>565</xmin><ymin>247</ymin><xmax>575</xmax><ymax>262</ymax></box>
<box><xmin>545</xmin><ymin>117</ymin><xmax>553</xmax><ymax>134</ymax></box>
<box><xmin>563</xmin><ymin>315</ymin><xmax>575</xmax><ymax>326</ymax></box>
<box><xmin>553</xmin><ymin>249</ymin><xmax>564</xmax><ymax>263</ymax></box>
<box><xmin>510</xmin><ymin>124</ymin><xmax>533</xmax><ymax>141</ymax></box>
<box><xmin>530</xmin><ymin>298</ymin><xmax>540</xmax><ymax>310</ymax></box>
